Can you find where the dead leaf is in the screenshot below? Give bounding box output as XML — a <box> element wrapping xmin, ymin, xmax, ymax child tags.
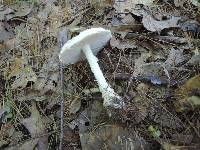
<box><xmin>0</xmin><ymin>6</ymin><xmax>14</xmax><ymax>21</ymax></box>
<box><xmin>111</xmin><ymin>14</ymin><xmax>142</xmax><ymax>32</ymax></box>
<box><xmin>187</xmin><ymin>54</ymin><xmax>200</xmax><ymax>66</ymax></box>
<box><xmin>10</xmin><ymin>66</ymin><xmax>37</xmax><ymax>89</ymax></box>
<box><xmin>89</xmin><ymin>0</ymin><xmax>114</xmax><ymax>15</ymax></box>
<box><xmin>69</xmin><ymin>97</ymin><xmax>81</xmax><ymax>114</ymax></box>
<box><xmin>191</xmin><ymin>0</ymin><xmax>200</xmax><ymax>7</ymax></box>
<box><xmin>164</xmin><ymin>48</ymin><xmax>185</xmax><ymax>70</ymax></box>
<box><xmin>80</xmin><ymin>124</ymin><xmax>151</xmax><ymax>150</ymax></box>
<box><xmin>75</xmin><ymin>100</ymin><xmax>103</xmax><ymax>133</ymax></box>
<box><xmin>0</xmin><ymin>123</ymin><xmax>14</xmax><ymax>147</ymax></box>
<box><xmin>16</xmin><ymin>92</ymin><xmax>46</xmax><ymax>101</ymax></box>
<box><xmin>153</xmin><ymin>105</ymin><xmax>183</xmax><ymax>128</ymax></box>
<box><xmin>174</xmin><ymin>0</ymin><xmax>187</xmax><ymax>7</ymax></box>
<box><xmin>5</xmin><ymin>2</ymin><xmax>34</xmax><ymax>20</ymax></box>
<box><xmin>21</xmin><ymin>102</ymin><xmax>48</xmax><ymax>149</ymax></box>
<box><xmin>5</xmin><ymin>139</ymin><xmax>39</xmax><ymax>150</ymax></box>
<box><xmin>110</xmin><ymin>36</ymin><xmax>137</xmax><ymax>50</ymax></box>
<box><xmin>21</xmin><ymin>102</ymin><xmax>45</xmax><ymax>137</ymax></box>
<box><xmin>10</xmin><ymin>131</ymin><xmax>24</xmax><ymax>146</ymax></box>
<box><xmin>171</xmin><ymin>134</ymin><xmax>193</xmax><ymax>144</ymax></box>
<box><xmin>114</xmin><ymin>0</ymin><xmax>154</xmax><ymax>13</ymax></box>
<box><xmin>142</xmin><ymin>12</ymin><xmax>181</xmax><ymax>32</ymax></box>
<box><xmin>175</xmin><ymin>75</ymin><xmax>200</xmax><ymax>112</ymax></box>
<box><xmin>0</xmin><ymin>22</ymin><xmax>14</xmax><ymax>42</ymax></box>
<box><xmin>162</xmin><ymin>142</ymin><xmax>186</xmax><ymax>150</ymax></box>
<box><xmin>124</xmin><ymin>95</ymin><xmax>149</xmax><ymax>123</ymax></box>
<box><xmin>0</xmin><ymin>107</ymin><xmax>9</xmax><ymax>122</ymax></box>
<box><xmin>178</xmin><ymin>20</ymin><xmax>200</xmax><ymax>33</ymax></box>
<box><xmin>134</xmin><ymin>62</ymin><xmax>169</xmax><ymax>85</ymax></box>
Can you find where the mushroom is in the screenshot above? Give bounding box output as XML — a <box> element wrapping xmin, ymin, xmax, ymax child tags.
<box><xmin>59</xmin><ymin>28</ymin><xmax>124</xmax><ymax>109</ymax></box>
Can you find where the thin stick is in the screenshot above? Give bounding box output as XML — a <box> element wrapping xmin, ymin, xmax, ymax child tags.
<box><xmin>58</xmin><ymin>28</ymin><xmax>68</xmax><ymax>150</ymax></box>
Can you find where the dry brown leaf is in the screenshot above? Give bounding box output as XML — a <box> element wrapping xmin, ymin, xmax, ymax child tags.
<box><xmin>142</xmin><ymin>12</ymin><xmax>181</xmax><ymax>32</ymax></box>
<box><xmin>21</xmin><ymin>102</ymin><xmax>48</xmax><ymax>150</ymax></box>
<box><xmin>175</xmin><ymin>75</ymin><xmax>200</xmax><ymax>112</ymax></box>
<box><xmin>110</xmin><ymin>36</ymin><xmax>137</xmax><ymax>50</ymax></box>
<box><xmin>37</xmin><ymin>0</ymin><xmax>57</xmax><ymax>19</ymax></box>
<box><xmin>134</xmin><ymin>62</ymin><xmax>169</xmax><ymax>85</ymax></box>
<box><xmin>34</xmin><ymin>46</ymin><xmax>59</xmax><ymax>93</ymax></box>
<box><xmin>164</xmin><ymin>48</ymin><xmax>185</xmax><ymax>70</ymax></box>
<box><xmin>5</xmin><ymin>139</ymin><xmax>39</xmax><ymax>150</ymax></box>
<box><xmin>114</xmin><ymin>0</ymin><xmax>154</xmax><ymax>13</ymax></box>
<box><xmin>89</xmin><ymin>0</ymin><xmax>114</xmax><ymax>15</ymax></box>
<box><xmin>111</xmin><ymin>14</ymin><xmax>142</xmax><ymax>32</ymax></box>
<box><xmin>187</xmin><ymin>54</ymin><xmax>200</xmax><ymax>65</ymax></box>
<box><xmin>5</xmin><ymin>2</ymin><xmax>34</xmax><ymax>20</ymax></box>
<box><xmin>174</xmin><ymin>0</ymin><xmax>187</xmax><ymax>7</ymax></box>
<box><xmin>0</xmin><ymin>22</ymin><xmax>14</xmax><ymax>42</ymax></box>
<box><xmin>21</xmin><ymin>102</ymin><xmax>45</xmax><ymax>137</ymax></box>
<box><xmin>10</xmin><ymin>66</ymin><xmax>37</xmax><ymax>89</ymax></box>
<box><xmin>16</xmin><ymin>92</ymin><xmax>46</xmax><ymax>101</ymax></box>
<box><xmin>0</xmin><ymin>6</ymin><xmax>14</xmax><ymax>21</ymax></box>
<box><xmin>69</xmin><ymin>97</ymin><xmax>81</xmax><ymax>114</ymax></box>
<box><xmin>80</xmin><ymin>124</ymin><xmax>151</xmax><ymax>150</ymax></box>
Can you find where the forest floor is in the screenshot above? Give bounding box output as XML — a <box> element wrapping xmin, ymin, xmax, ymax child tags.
<box><xmin>0</xmin><ymin>0</ymin><xmax>200</xmax><ymax>149</ymax></box>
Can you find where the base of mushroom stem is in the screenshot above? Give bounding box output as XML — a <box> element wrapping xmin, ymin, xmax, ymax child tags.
<box><xmin>102</xmin><ymin>92</ymin><xmax>125</xmax><ymax>109</ymax></box>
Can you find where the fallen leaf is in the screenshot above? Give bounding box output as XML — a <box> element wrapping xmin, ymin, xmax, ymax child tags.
<box><xmin>16</xmin><ymin>92</ymin><xmax>46</xmax><ymax>101</ymax></box>
<box><xmin>0</xmin><ymin>123</ymin><xmax>14</xmax><ymax>147</ymax></box>
<box><xmin>142</xmin><ymin>12</ymin><xmax>181</xmax><ymax>32</ymax></box>
<box><xmin>5</xmin><ymin>2</ymin><xmax>34</xmax><ymax>20</ymax></box>
<box><xmin>153</xmin><ymin>35</ymin><xmax>188</xmax><ymax>44</ymax></box>
<box><xmin>124</xmin><ymin>95</ymin><xmax>149</xmax><ymax>123</ymax></box>
<box><xmin>5</xmin><ymin>139</ymin><xmax>39</xmax><ymax>150</ymax></box>
<box><xmin>114</xmin><ymin>0</ymin><xmax>154</xmax><ymax>13</ymax></box>
<box><xmin>74</xmin><ymin>100</ymin><xmax>103</xmax><ymax>133</ymax></box>
<box><xmin>187</xmin><ymin>54</ymin><xmax>200</xmax><ymax>66</ymax></box>
<box><xmin>0</xmin><ymin>22</ymin><xmax>14</xmax><ymax>42</ymax></box>
<box><xmin>21</xmin><ymin>102</ymin><xmax>45</xmax><ymax>137</ymax></box>
<box><xmin>134</xmin><ymin>62</ymin><xmax>169</xmax><ymax>85</ymax></box>
<box><xmin>171</xmin><ymin>134</ymin><xmax>193</xmax><ymax>144</ymax></box>
<box><xmin>34</xmin><ymin>46</ymin><xmax>60</xmax><ymax>92</ymax></box>
<box><xmin>164</xmin><ymin>48</ymin><xmax>185</xmax><ymax>70</ymax></box>
<box><xmin>89</xmin><ymin>0</ymin><xmax>114</xmax><ymax>15</ymax></box>
<box><xmin>0</xmin><ymin>6</ymin><xmax>14</xmax><ymax>21</ymax></box>
<box><xmin>178</xmin><ymin>20</ymin><xmax>200</xmax><ymax>33</ymax></box>
<box><xmin>0</xmin><ymin>108</ymin><xmax>7</xmax><ymax>122</ymax></box>
<box><xmin>152</xmin><ymin>104</ymin><xmax>183</xmax><ymax>128</ymax></box>
<box><xmin>162</xmin><ymin>142</ymin><xmax>185</xmax><ymax>150</ymax></box>
<box><xmin>80</xmin><ymin>124</ymin><xmax>151</xmax><ymax>150</ymax></box>
<box><xmin>175</xmin><ymin>75</ymin><xmax>200</xmax><ymax>112</ymax></box>
<box><xmin>174</xmin><ymin>0</ymin><xmax>187</xmax><ymax>7</ymax></box>
<box><xmin>111</xmin><ymin>14</ymin><xmax>141</xmax><ymax>32</ymax></box>
<box><xmin>191</xmin><ymin>0</ymin><xmax>200</xmax><ymax>7</ymax></box>
<box><xmin>10</xmin><ymin>66</ymin><xmax>37</xmax><ymax>89</ymax></box>
<box><xmin>10</xmin><ymin>130</ymin><xmax>24</xmax><ymax>146</ymax></box>
<box><xmin>69</xmin><ymin>97</ymin><xmax>81</xmax><ymax>114</ymax></box>
<box><xmin>21</xmin><ymin>102</ymin><xmax>48</xmax><ymax>149</ymax></box>
<box><xmin>110</xmin><ymin>36</ymin><xmax>137</xmax><ymax>50</ymax></box>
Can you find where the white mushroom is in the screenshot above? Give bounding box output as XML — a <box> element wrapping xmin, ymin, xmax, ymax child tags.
<box><xmin>59</xmin><ymin>28</ymin><xmax>125</xmax><ymax>109</ymax></box>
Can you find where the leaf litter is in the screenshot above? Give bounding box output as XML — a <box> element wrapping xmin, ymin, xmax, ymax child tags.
<box><xmin>0</xmin><ymin>0</ymin><xmax>200</xmax><ymax>149</ymax></box>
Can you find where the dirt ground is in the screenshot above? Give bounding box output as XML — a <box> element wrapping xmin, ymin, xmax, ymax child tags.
<box><xmin>0</xmin><ymin>0</ymin><xmax>200</xmax><ymax>150</ymax></box>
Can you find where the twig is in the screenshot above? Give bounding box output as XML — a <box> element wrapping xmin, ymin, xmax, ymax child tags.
<box><xmin>58</xmin><ymin>27</ymin><xmax>68</xmax><ymax>150</ymax></box>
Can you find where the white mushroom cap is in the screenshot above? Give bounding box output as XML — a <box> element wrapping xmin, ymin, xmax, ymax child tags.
<box><xmin>59</xmin><ymin>28</ymin><xmax>112</xmax><ymax>64</ymax></box>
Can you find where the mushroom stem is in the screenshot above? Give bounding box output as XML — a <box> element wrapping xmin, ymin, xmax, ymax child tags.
<box><xmin>82</xmin><ymin>45</ymin><xmax>108</xmax><ymax>90</ymax></box>
<box><xmin>82</xmin><ymin>45</ymin><xmax>124</xmax><ymax>109</ymax></box>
